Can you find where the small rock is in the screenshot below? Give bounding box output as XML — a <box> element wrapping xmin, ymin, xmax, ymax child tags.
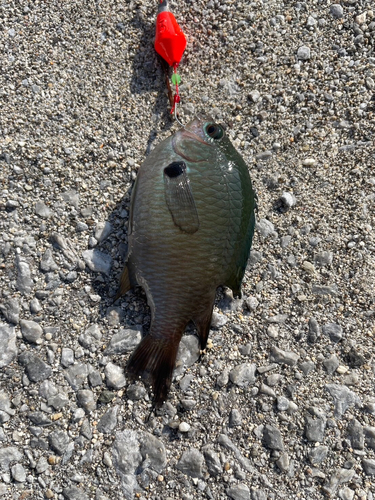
<box><xmin>308</xmin><ymin>317</ymin><xmax>321</xmax><ymax>343</ymax></box>
<box><xmin>97</xmin><ymin>406</ymin><xmax>119</xmax><ymax>434</ymax></box>
<box><xmin>338</xmin><ymin>487</ymin><xmax>354</xmax><ymax>500</ymax></box>
<box><xmin>94</xmin><ymin>221</ymin><xmax>113</xmax><ymax>242</ymax></box>
<box><xmin>175</xmin><ymin>335</ymin><xmax>200</xmax><ymax>376</ymax></box>
<box><xmin>229</xmin><ymin>409</ymin><xmax>242</xmax><ymax>427</ymax></box>
<box><xmin>112</xmin><ymin>430</ymin><xmax>142</xmax><ymax>476</ymax></box>
<box><xmin>249</xmin><ymin>90</ymin><xmax>261</xmax><ymax>103</ymax></box>
<box><xmin>323</xmin><ymin>323</ymin><xmax>343</xmax><ymax>343</ymax></box>
<box><xmin>49</xmin><ymin>430</ymin><xmax>70</xmax><ymax>456</ymax></box>
<box><xmin>314</xmin><ymin>251</ymin><xmax>333</xmax><ymax>267</ymax></box>
<box><xmin>279</xmin><ymin>192</ymin><xmax>296</xmax><ymax>210</ymax></box>
<box><xmin>126</xmin><ymin>384</ymin><xmax>146</xmax><ymax>401</ymax></box>
<box><xmin>330</xmin><ymin>4</ymin><xmax>344</xmax><ymax>19</ymax></box>
<box><xmin>20</xmin><ymin>319</ymin><xmax>43</xmax><ymax>343</ymax></box>
<box><xmin>40</xmin><ymin>248</ymin><xmax>58</xmax><ymax>272</ymax></box>
<box><xmin>305</xmin><ymin>415</ymin><xmax>326</xmax><ymax>442</ymax></box>
<box><xmin>104</xmin><ymin>327</ymin><xmax>142</xmax><ymax>355</ymax></box>
<box><xmin>48</xmin><ymin>392</ymin><xmax>69</xmax><ymax>411</ymax></box>
<box><xmin>297</xmin><ymin>45</ymin><xmax>311</xmax><ymax>60</ymax></box>
<box><xmin>227</xmin><ymin>483</ymin><xmax>250</xmax><ymax>500</ymax></box>
<box><xmin>11</xmin><ymin>463</ymin><xmax>26</xmax><ymax>482</ymax></box>
<box><xmin>16</xmin><ymin>255</ymin><xmax>33</xmax><ymax>295</ymax></box>
<box><xmin>365</xmin><ymin>426</ymin><xmax>375</xmax><ymax>450</ymax></box>
<box><xmin>269</xmin><ymin>345</ymin><xmax>299</xmax><ymax>366</ymax></box>
<box><xmin>104</xmin><ymin>362</ymin><xmax>126</xmax><ymax>390</ymax></box>
<box><xmin>323</xmin><ymin>354</ymin><xmax>340</xmax><ymax>375</ymax></box>
<box><xmin>276</xmin><ymin>453</ymin><xmax>290</xmax><ymax>472</ymax></box>
<box><xmin>263</xmin><ymin>424</ymin><xmax>284</xmax><ymax>451</ymax></box>
<box><xmin>61</xmin><ymin>189</ymin><xmax>79</xmax><ymax>209</ymax></box>
<box><xmin>302</xmin><ymin>158</ymin><xmax>317</xmax><ymax>166</ymax></box>
<box><xmin>176</xmin><ymin>448</ymin><xmax>204</xmax><ymax>478</ymax></box>
<box><xmin>229</xmin><ymin>363</ymin><xmax>256</xmax><ymax>387</ymax></box>
<box><xmin>323</xmin><ymin>468</ymin><xmax>355</xmax><ymax>497</ymax></box>
<box><xmin>0</xmin><ymin>324</ymin><xmax>18</xmax><ymax>368</ymax></box>
<box><xmin>28</xmin><ymin>411</ymin><xmax>53</xmax><ymax>427</ymax></box>
<box><xmin>35</xmin><ymin>201</ymin><xmax>51</xmax><ymax>218</ymax></box>
<box><xmin>255</xmin><ymin>151</ymin><xmax>272</xmax><ymax>161</ymax></box>
<box><xmin>346</xmin><ymin>347</ymin><xmax>367</xmax><ymax>368</ymax></box>
<box><xmin>82</xmin><ymin>249</ymin><xmax>112</xmax><ymax>274</ymax></box>
<box><xmin>0</xmin><ymin>447</ymin><xmax>23</xmax><ymax>469</ymax></box>
<box><xmin>347</xmin><ymin>418</ymin><xmax>364</xmax><ymax>450</ymax></box>
<box><xmin>18</xmin><ymin>352</ymin><xmax>52</xmax><ymax>382</ymax></box>
<box><xmin>30</xmin><ymin>297</ymin><xmax>42</xmax><ymax>313</ymax></box>
<box><xmin>306</xmin><ymin>15</ymin><xmax>317</xmax><ymax>28</ymax></box>
<box><xmin>362</xmin><ymin>458</ymin><xmax>375</xmax><ymax>475</ymax></box>
<box><xmin>139</xmin><ymin>432</ymin><xmax>166</xmax><ymax>473</ymax></box>
<box><xmin>78</xmin><ymin>324</ymin><xmax>102</xmax><ymax>350</ymax></box>
<box><xmin>308</xmin><ymin>445</ymin><xmax>328</xmax><ymax>465</ymax></box>
<box><xmin>64</xmin><ymin>363</ymin><xmax>89</xmax><ymax>390</ymax></box>
<box><xmin>62</xmin><ymin>486</ymin><xmax>89</xmax><ymax>500</ymax></box>
<box><xmin>77</xmin><ymin>389</ymin><xmax>97</xmax><ymax>413</ymax></box>
<box><xmin>178</xmin><ymin>422</ymin><xmax>190</xmax><ymax>433</ymax></box>
<box><xmin>312</xmin><ymin>285</ymin><xmax>338</xmax><ymax>296</ymax></box>
<box><xmin>325</xmin><ymin>384</ymin><xmax>361</xmax><ymax>418</ymax></box>
<box><xmin>61</xmin><ymin>348</ymin><xmax>74</xmax><ymax>368</ymax></box>
<box><xmin>277</xmin><ymin>396</ymin><xmax>289</xmax><ymax>411</ymax></box>
<box><xmin>203</xmin><ymin>447</ymin><xmax>221</xmax><ymax>477</ymax></box>
<box><xmin>0</xmin><ymin>298</ymin><xmax>20</xmax><ymax>324</ymax></box>
<box><xmin>256</xmin><ymin>219</ymin><xmax>277</xmax><ymax>238</ymax></box>
<box><xmin>88</xmin><ymin>369</ymin><xmax>103</xmax><ymax>388</ymax></box>
<box><xmin>211</xmin><ymin>311</ymin><xmax>228</xmax><ymax>328</ymax></box>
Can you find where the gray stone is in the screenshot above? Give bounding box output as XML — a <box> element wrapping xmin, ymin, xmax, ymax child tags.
<box><xmin>61</xmin><ymin>189</ymin><xmax>79</xmax><ymax>209</ymax></box>
<box><xmin>77</xmin><ymin>389</ymin><xmax>97</xmax><ymax>413</ymax></box>
<box><xmin>263</xmin><ymin>424</ymin><xmax>284</xmax><ymax>451</ymax></box>
<box><xmin>95</xmin><ymin>221</ymin><xmax>113</xmax><ymax>242</ymax></box>
<box><xmin>269</xmin><ymin>345</ymin><xmax>299</xmax><ymax>366</ymax></box>
<box><xmin>305</xmin><ymin>415</ymin><xmax>326</xmax><ymax>442</ymax></box>
<box><xmin>362</xmin><ymin>458</ymin><xmax>375</xmax><ymax>475</ymax></box>
<box><xmin>323</xmin><ymin>323</ymin><xmax>343</xmax><ymax>343</ymax></box>
<box><xmin>245</xmin><ymin>296</ymin><xmax>259</xmax><ymax>311</ymax></box>
<box><xmin>176</xmin><ymin>448</ymin><xmax>204</xmax><ymax>478</ymax></box>
<box><xmin>20</xmin><ymin>319</ymin><xmax>43</xmax><ymax>343</ymax></box>
<box><xmin>300</xmin><ymin>360</ymin><xmax>315</xmax><ymax>375</ymax></box>
<box><xmin>48</xmin><ymin>392</ymin><xmax>69</xmax><ymax>410</ymax></box>
<box><xmin>126</xmin><ymin>384</ymin><xmax>146</xmax><ymax>401</ymax></box>
<box><xmin>112</xmin><ymin>430</ymin><xmax>142</xmax><ymax>476</ymax></box>
<box><xmin>104</xmin><ymin>327</ymin><xmax>142</xmax><ymax>355</ymax></box>
<box><xmin>330</xmin><ymin>4</ymin><xmax>344</xmax><ymax>18</ymax></box>
<box><xmin>229</xmin><ymin>409</ymin><xmax>242</xmax><ymax>427</ymax></box>
<box><xmin>35</xmin><ymin>201</ymin><xmax>51</xmax><ymax>218</ymax></box>
<box><xmin>297</xmin><ymin>45</ymin><xmax>311</xmax><ymax>60</ymax></box>
<box><xmin>218</xmin><ymin>434</ymin><xmax>254</xmax><ymax>473</ymax></box>
<box><xmin>306</xmin><ymin>15</ymin><xmax>317</xmax><ymax>28</ymax></box>
<box><xmin>203</xmin><ymin>447</ymin><xmax>221</xmax><ymax>476</ymax></box>
<box><xmin>80</xmin><ymin>418</ymin><xmax>93</xmax><ymax>440</ymax></box>
<box><xmin>323</xmin><ymin>354</ymin><xmax>340</xmax><ymax>375</ymax></box>
<box><xmin>308</xmin><ymin>445</ymin><xmax>328</xmax><ymax>465</ymax></box>
<box><xmin>63</xmin><ymin>486</ymin><xmax>89</xmax><ymax>500</ymax></box>
<box><xmin>311</xmin><ymin>284</ymin><xmax>338</xmax><ymax>296</ymax></box>
<box><xmin>11</xmin><ymin>463</ymin><xmax>26</xmax><ymax>482</ymax></box>
<box><xmin>64</xmin><ymin>363</ymin><xmax>89</xmax><ymax>390</ymax></box>
<box><xmin>210</xmin><ymin>311</ymin><xmax>228</xmax><ymax>328</ymax></box>
<box><xmin>105</xmin><ymin>362</ymin><xmax>126</xmax><ymax>390</ymax></box>
<box><xmin>280</xmin><ymin>192</ymin><xmax>296</xmax><ymax>210</ymax></box>
<box><xmin>97</xmin><ymin>406</ymin><xmax>119</xmax><ymax>434</ymax></box>
<box><xmin>175</xmin><ymin>335</ymin><xmax>200</xmax><ymax>376</ymax></box>
<box><xmin>277</xmin><ymin>396</ymin><xmax>289</xmax><ymax>411</ymax></box>
<box><xmin>323</xmin><ymin>468</ymin><xmax>355</xmax><ymax>497</ymax></box>
<box><xmin>280</xmin><ymin>235</ymin><xmax>292</xmax><ymax>248</ymax></box>
<box><xmin>88</xmin><ymin>369</ymin><xmax>103</xmax><ymax>387</ymax></box>
<box><xmin>256</xmin><ymin>219</ymin><xmax>277</xmax><ymax>238</ymax></box>
<box><xmin>0</xmin><ymin>298</ymin><xmax>20</xmax><ymax>324</ymax></box>
<box><xmin>250</xmin><ymin>488</ymin><xmax>267</xmax><ymax>500</ymax></box>
<box><xmin>49</xmin><ymin>430</ymin><xmax>70</xmax><ymax>455</ymax></box>
<box><xmin>347</xmin><ymin>418</ymin><xmax>364</xmax><ymax>450</ymax></box>
<box><xmin>16</xmin><ymin>255</ymin><xmax>33</xmax><ymax>295</ymax></box>
<box><xmin>364</xmin><ymin>427</ymin><xmax>375</xmax><ymax>450</ymax></box>
<box><xmin>0</xmin><ymin>323</ymin><xmax>17</xmax><ymax>368</ymax></box>
<box><xmin>139</xmin><ymin>432</ymin><xmax>166</xmax><ymax>473</ymax></box>
<box><xmin>276</xmin><ymin>452</ymin><xmax>290</xmax><ymax>472</ymax></box>
<box><xmin>82</xmin><ymin>249</ymin><xmax>112</xmax><ymax>274</ymax></box>
<box><xmin>36</xmin><ymin>456</ymin><xmax>49</xmax><ymax>474</ymax></box>
<box><xmin>229</xmin><ymin>363</ymin><xmax>256</xmax><ymax>387</ymax></box>
<box><xmin>28</xmin><ymin>411</ymin><xmax>53</xmax><ymax>427</ymax></box>
<box><xmin>30</xmin><ymin>297</ymin><xmax>42</xmax><ymax>313</ymax></box>
<box><xmin>40</xmin><ymin>248</ymin><xmax>58</xmax><ymax>272</ymax></box>
<box><xmin>308</xmin><ymin>317</ymin><xmax>321</xmax><ymax>343</ymax></box>
<box><xmin>266</xmin><ymin>314</ymin><xmax>288</xmax><ymax>324</ymax></box>
<box><xmin>0</xmin><ymin>447</ymin><xmax>23</xmax><ymax>470</ymax></box>
<box><xmin>255</xmin><ymin>151</ymin><xmax>272</xmax><ymax>161</ymax></box>
<box><xmin>78</xmin><ymin>324</ymin><xmax>102</xmax><ymax>350</ymax></box>
<box><xmin>314</xmin><ymin>251</ymin><xmax>333</xmax><ymax>267</ymax></box>
<box><xmin>325</xmin><ymin>384</ymin><xmax>361</xmax><ymax>418</ymax></box>
<box><xmin>247</xmin><ymin>250</ymin><xmax>262</xmax><ymax>267</ymax></box>
<box><xmin>18</xmin><ymin>352</ymin><xmax>52</xmax><ymax>382</ymax></box>
<box><xmin>227</xmin><ymin>483</ymin><xmax>250</xmax><ymax>500</ymax></box>
<box><xmin>61</xmin><ymin>348</ymin><xmax>74</xmax><ymax>367</ymax></box>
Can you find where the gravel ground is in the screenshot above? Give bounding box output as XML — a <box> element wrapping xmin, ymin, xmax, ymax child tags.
<box><xmin>1</xmin><ymin>0</ymin><xmax>375</xmax><ymax>499</ymax></box>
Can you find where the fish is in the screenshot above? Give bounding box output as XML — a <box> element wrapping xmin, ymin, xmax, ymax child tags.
<box><xmin>117</xmin><ymin>115</ymin><xmax>256</xmax><ymax>406</ymax></box>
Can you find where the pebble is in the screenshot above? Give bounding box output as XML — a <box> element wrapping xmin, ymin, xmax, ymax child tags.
<box><xmin>61</xmin><ymin>189</ymin><xmax>79</xmax><ymax>209</ymax></box>
<box><xmin>276</xmin><ymin>452</ymin><xmax>290</xmax><ymax>472</ymax></box>
<box><xmin>347</xmin><ymin>418</ymin><xmax>364</xmax><ymax>450</ymax></box>
<box><xmin>97</xmin><ymin>406</ymin><xmax>119</xmax><ymax>434</ymax></box>
<box><xmin>82</xmin><ymin>249</ymin><xmax>112</xmax><ymax>274</ymax></box>
<box><xmin>176</xmin><ymin>448</ymin><xmax>205</xmax><ymax>478</ymax></box>
<box><xmin>229</xmin><ymin>409</ymin><xmax>242</xmax><ymax>427</ymax></box>
<box><xmin>88</xmin><ymin>369</ymin><xmax>103</xmax><ymax>387</ymax></box>
<box><xmin>112</xmin><ymin>430</ymin><xmax>142</xmax><ymax>480</ymax></box>
<box><xmin>325</xmin><ymin>384</ymin><xmax>361</xmax><ymax>418</ymax></box>
<box><xmin>263</xmin><ymin>424</ymin><xmax>284</xmax><ymax>451</ymax></box>
<box><xmin>35</xmin><ymin>201</ymin><xmax>51</xmax><ymax>218</ymax></box>
<box><xmin>0</xmin><ymin>298</ymin><xmax>20</xmax><ymax>324</ymax></box>
<box><xmin>330</xmin><ymin>4</ymin><xmax>344</xmax><ymax>19</ymax></box>
<box><xmin>178</xmin><ymin>422</ymin><xmax>190</xmax><ymax>433</ymax></box>
<box><xmin>104</xmin><ymin>327</ymin><xmax>142</xmax><ymax>354</ymax></box>
<box><xmin>28</xmin><ymin>411</ymin><xmax>53</xmax><ymax>427</ymax></box>
<box><xmin>78</xmin><ymin>324</ymin><xmax>102</xmax><ymax>350</ymax></box>
<box><xmin>302</xmin><ymin>158</ymin><xmax>317</xmax><ymax>166</ymax></box>
<box><xmin>104</xmin><ymin>362</ymin><xmax>126</xmax><ymax>390</ymax></box>
<box><xmin>305</xmin><ymin>415</ymin><xmax>326</xmax><ymax>442</ymax></box>
<box><xmin>94</xmin><ymin>221</ymin><xmax>113</xmax><ymax>242</ymax></box>
<box><xmin>20</xmin><ymin>319</ymin><xmax>43</xmax><ymax>343</ymax></box>
<box><xmin>16</xmin><ymin>255</ymin><xmax>33</xmax><ymax>295</ymax></box>
<box><xmin>277</xmin><ymin>396</ymin><xmax>289</xmax><ymax>411</ymax></box>
<box><xmin>229</xmin><ymin>363</ymin><xmax>257</xmax><ymax>387</ymax></box>
<box><xmin>308</xmin><ymin>445</ymin><xmax>328</xmax><ymax>465</ymax></box>
<box><xmin>175</xmin><ymin>335</ymin><xmax>200</xmax><ymax>376</ymax></box>
<box><xmin>62</xmin><ymin>486</ymin><xmax>89</xmax><ymax>500</ymax></box>
<box><xmin>279</xmin><ymin>192</ymin><xmax>296</xmax><ymax>210</ymax></box>
<box><xmin>139</xmin><ymin>432</ymin><xmax>166</xmax><ymax>472</ymax></box>
<box><xmin>323</xmin><ymin>323</ymin><xmax>343</xmax><ymax>343</ymax></box>
<box><xmin>18</xmin><ymin>352</ymin><xmax>52</xmax><ymax>382</ymax></box>
<box><xmin>256</xmin><ymin>219</ymin><xmax>277</xmax><ymax>238</ymax></box>
<box><xmin>227</xmin><ymin>483</ymin><xmax>250</xmax><ymax>500</ymax></box>
<box><xmin>48</xmin><ymin>430</ymin><xmax>70</xmax><ymax>456</ymax></box>
<box><xmin>0</xmin><ymin>324</ymin><xmax>17</xmax><ymax>368</ymax></box>
<box><xmin>210</xmin><ymin>311</ymin><xmax>228</xmax><ymax>328</ymax></box>
<box><xmin>323</xmin><ymin>468</ymin><xmax>355</xmax><ymax>497</ymax></box>
<box><xmin>61</xmin><ymin>348</ymin><xmax>75</xmax><ymax>368</ymax></box>
<box><xmin>203</xmin><ymin>447</ymin><xmax>221</xmax><ymax>477</ymax></box>
<box><xmin>323</xmin><ymin>354</ymin><xmax>340</xmax><ymax>375</ymax></box>
<box><xmin>11</xmin><ymin>463</ymin><xmax>26</xmax><ymax>482</ymax></box>
<box><xmin>77</xmin><ymin>389</ymin><xmax>97</xmax><ymax>413</ymax></box>
<box><xmin>269</xmin><ymin>345</ymin><xmax>299</xmax><ymax>366</ymax></box>
<box><xmin>297</xmin><ymin>46</ymin><xmax>311</xmax><ymax>60</ymax></box>
<box><xmin>308</xmin><ymin>317</ymin><xmax>321</xmax><ymax>343</ymax></box>
<box><xmin>314</xmin><ymin>251</ymin><xmax>333</xmax><ymax>267</ymax></box>
<box><xmin>362</xmin><ymin>458</ymin><xmax>375</xmax><ymax>476</ymax></box>
<box><xmin>64</xmin><ymin>363</ymin><xmax>89</xmax><ymax>390</ymax></box>
<box><xmin>249</xmin><ymin>90</ymin><xmax>261</xmax><ymax>103</ymax></box>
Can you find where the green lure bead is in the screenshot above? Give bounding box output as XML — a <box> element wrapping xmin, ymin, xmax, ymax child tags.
<box><xmin>171</xmin><ymin>73</ymin><xmax>181</xmax><ymax>85</ymax></box>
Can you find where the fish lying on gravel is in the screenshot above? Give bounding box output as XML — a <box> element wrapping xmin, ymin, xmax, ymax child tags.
<box><xmin>117</xmin><ymin>115</ymin><xmax>256</xmax><ymax>405</ymax></box>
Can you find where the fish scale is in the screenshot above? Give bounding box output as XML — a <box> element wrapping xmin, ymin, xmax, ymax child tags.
<box><xmin>117</xmin><ymin>115</ymin><xmax>256</xmax><ymax>405</ymax></box>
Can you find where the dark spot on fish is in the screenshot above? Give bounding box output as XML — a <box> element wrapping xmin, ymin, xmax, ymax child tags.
<box><xmin>164</xmin><ymin>161</ymin><xmax>186</xmax><ymax>178</ymax></box>
<box><xmin>205</xmin><ymin>123</ymin><xmax>224</xmax><ymax>140</ymax></box>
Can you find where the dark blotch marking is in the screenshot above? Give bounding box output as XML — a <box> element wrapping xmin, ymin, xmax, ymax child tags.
<box><xmin>164</xmin><ymin>161</ymin><xmax>185</xmax><ymax>178</ymax></box>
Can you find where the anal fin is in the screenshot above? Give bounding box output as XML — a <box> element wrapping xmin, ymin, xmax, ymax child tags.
<box><xmin>193</xmin><ymin>298</ymin><xmax>215</xmax><ymax>350</ymax></box>
<box><xmin>114</xmin><ymin>265</ymin><xmax>132</xmax><ymax>301</ymax></box>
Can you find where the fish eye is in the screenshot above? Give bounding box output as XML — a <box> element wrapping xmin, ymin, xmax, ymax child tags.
<box><xmin>205</xmin><ymin>123</ymin><xmax>224</xmax><ymax>140</ymax></box>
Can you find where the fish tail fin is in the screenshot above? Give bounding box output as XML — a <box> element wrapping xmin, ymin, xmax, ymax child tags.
<box><xmin>127</xmin><ymin>334</ymin><xmax>181</xmax><ymax>407</ymax></box>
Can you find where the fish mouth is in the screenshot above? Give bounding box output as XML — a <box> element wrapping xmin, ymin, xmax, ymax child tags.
<box><xmin>172</xmin><ymin>129</ymin><xmax>213</xmax><ymax>162</ymax></box>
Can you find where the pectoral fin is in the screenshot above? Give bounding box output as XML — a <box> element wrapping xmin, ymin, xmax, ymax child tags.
<box><xmin>163</xmin><ymin>161</ymin><xmax>199</xmax><ymax>234</ymax></box>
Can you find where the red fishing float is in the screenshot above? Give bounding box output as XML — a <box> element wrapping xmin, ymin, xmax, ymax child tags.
<box><xmin>154</xmin><ymin>0</ymin><xmax>186</xmax><ymax>115</ymax></box>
